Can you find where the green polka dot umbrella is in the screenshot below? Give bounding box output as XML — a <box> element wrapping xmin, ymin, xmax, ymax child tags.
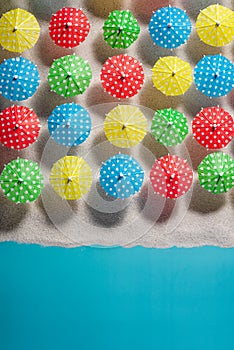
<box><xmin>198</xmin><ymin>152</ymin><xmax>234</xmax><ymax>194</ymax></box>
<box><xmin>151</xmin><ymin>108</ymin><xmax>188</xmax><ymax>147</ymax></box>
<box><xmin>48</xmin><ymin>54</ymin><xmax>92</xmax><ymax>98</ymax></box>
<box><xmin>103</xmin><ymin>10</ymin><xmax>140</xmax><ymax>49</ymax></box>
<box><xmin>0</xmin><ymin>158</ymin><xmax>44</xmax><ymax>203</ymax></box>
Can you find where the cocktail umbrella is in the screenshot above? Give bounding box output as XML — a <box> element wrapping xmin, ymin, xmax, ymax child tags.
<box><xmin>0</xmin><ymin>8</ymin><xmax>40</xmax><ymax>53</ymax></box>
<box><xmin>49</xmin><ymin>7</ymin><xmax>90</xmax><ymax>49</ymax></box>
<box><xmin>100</xmin><ymin>54</ymin><xmax>144</xmax><ymax>99</ymax></box>
<box><xmin>100</xmin><ymin>154</ymin><xmax>144</xmax><ymax>198</ymax></box>
<box><xmin>0</xmin><ymin>57</ymin><xmax>40</xmax><ymax>101</ymax></box>
<box><xmin>49</xmin><ymin>156</ymin><xmax>92</xmax><ymax>200</ymax></box>
<box><xmin>152</xmin><ymin>56</ymin><xmax>193</xmax><ymax>96</ymax></box>
<box><xmin>150</xmin><ymin>155</ymin><xmax>193</xmax><ymax>199</ymax></box>
<box><xmin>194</xmin><ymin>54</ymin><xmax>234</xmax><ymax>98</ymax></box>
<box><xmin>48</xmin><ymin>54</ymin><xmax>92</xmax><ymax>98</ymax></box>
<box><xmin>0</xmin><ymin>158</ymin><xmax>44</xmax><ymax>203</ymax></box>
<box><xmin>104</xmin><ymin>105</ymin><xmax>147</xmax><ymax>148</ymax></box>
<box><xmin>149</xmin><ymin>6</ymin><xmax>192</xmax><ymax>49</ymax></box>
<box><xmin>198</xmin><ymin>152</ymin><xmax>234</xmax><ymax>194</ymax></box>
<box><xmin>196</xmin><ymin>4</ymin><xmax>234</xmax><ymax>47</ymax></box>
<box><xmin>103</xmin><ymin>10</ymin><xmax>140</xmax><ymax>49</ymax></box>
<box><xmin>0</xmin><ymin>105</ymin><xmax>41</xmax><ymax>150</ymax></box>
<box><xmin>48</xmin><ymin>103</ymin><xmax>92</xmax><ymax>147</ymax></box>
<box><xmin>192</xmin><ymin>106</ymin><xmax>234</xmax><ymax>149</ymax></box>
<box><xmin>151</xmin><ymin>108</ymin><xmax>188</xmax><ymax>146</ymax></box>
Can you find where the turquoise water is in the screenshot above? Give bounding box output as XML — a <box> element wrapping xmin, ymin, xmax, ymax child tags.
<box><xmin>0</xmin><ymin>243</ymin><xmax>234</xmax><ymax>350</ymax></box>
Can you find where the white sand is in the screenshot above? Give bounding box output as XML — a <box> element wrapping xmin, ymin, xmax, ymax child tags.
<box><xmin>0</xmin><ymin>0</ymin><xmax>233</xmax><ymax>248</ymax></box>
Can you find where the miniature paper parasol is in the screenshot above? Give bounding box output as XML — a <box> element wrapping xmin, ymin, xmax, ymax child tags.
<box><xmin>49</xmin><ymin>156</ymin><xmax>92</xmax><ymax>200</ymax></box>
<box><xmin>104</xmin><ymin>105</ymin><xmax>147</xmax><ymax>148</ymax></box>
<box><xmin>49</xmin><ymin>7</ymin><xmax>90</xmax><ymax>48</ymax></box>
<box><xmin>100</xmin><ymin>54</ymin><xmax>144</xmax><ymax>98</ymax></box>
<box><xmin>48</xmin><ymin>103</ymin><xmax>92</xmax><ymax>147</ymax></box>
<box><xmin>150</xmin><ymin>154</ymin><xmax>193</xmax><ymax>199</ymax></box>
<box><xmin>0</xmin><ymin>8</ymin><xmax>40</xmax><ymax>53</ymax></box>
<box><xmin>152</xmin><ymin>56</ymin><xmax>193</xmax><ymax>96</ymax></box>
<box><xmin>192</xmin><ymin>106</ymin><xmax>234</xmax><ymax>149</ymax></box>
<box><xmin>0</xmin><ymin>158</ymin><xmax>44</xmax><ymax>203</ymax></box>
<box><xmin>196</xmin><ymin>4</ymin><xmax>234</xmax><ymax>47</ymax></box>
<box><xmin>48</xmin><ymin>54</ymin><xmax>92</xmax><ymax>98</ymax></box>
<box><xmin>151</xmin><ymin>108</ymin><xmax>188</xmax><ymax>146</ymax></box>
<box><xmin>100</xmin><ymin>154</ymin><xmax>144</xmax><ymax>198</ymax></box>
<box><xmin>103</xmin><ymin>10</ymin><xmax>140</xmax><ymax>49</ymax></box>
<box><xmin>198</xmin><ymin>152</ymin><xmax>234</xmax><ymax>194</ymax></box>
<box><xmin>0</xmin><ymin>57</ymin><xmax>40</xmax><ymax>101</ymax></box>
<box><xmin>194</xmin><ymin>54</ymin><xmax>234</xmax><ymax>98</ymax></box>
<box><xmin>0</xmin><ymin>105</ymin><xmax>41</xmax><ymax>150</ymax></box>
<box><xmin>149</xmin><ymin>6</ymin><xmax>192</xmax><ymax>49</ymax></box>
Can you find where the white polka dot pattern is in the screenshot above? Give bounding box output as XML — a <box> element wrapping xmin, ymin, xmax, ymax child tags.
<box><xmin>150</xmin><ymin>155</ymin><xmax>193</xmax><ymax>199</ymax></box>
<box><xmin>194</xmin><ymin>54</ymin><xmax>234</xmax><ymax>97</ymax></box>
<box><xmin>151</xmin><ymin>108</ymin><xmax>188</xmax><ymax>146</ymax></box>
<box><xmin>100</xmin><ymin>54</ymin><xmax>144</xmax><ymax>99</ymax></box>
<box><xmin>0</xmin><ymin>57</ymin><xmax>40</xmax><ymax>101</ymax></box>
<box><xmin>0</xmin><ymin>157</ymin><xmax>44</xmax><ymax>203</ymax></box>
<box><xmin>192</xmin><ymin>107</ymin><xmax>234</xmax><ymax>150</ymax></box>
<box><xmin>49</xmin><ymin>7</ymin><xmax>90</xmax><ymax>49</ymax></box>
<box><xmin>48</xmin><ymin>103</ymin><xmax>92</xmax><ymax>147</ymax></box>
<box><xmin>0</xmin><ymin>105</ymin><xmax>41</xmax><ymax>150</ymax></box>
<box><xmin>48</xmin><ymin>54</ymin><xmax>92</xmax><ymax>98</ymax></box>
<box><xmin>100</xmin><ymin>154</ymin><xmax>144</xmax><ymax>198</ymax></box>
<box><xmin>103</xmin><ymin>10</ymin><xmax>140</xmax><ymax>49</ymax></box>
<box><xmin>49</xmin><ymin>156</ymin><xmax>92</xmax><ymax>200</ymax></box>
<box><xmin>104</xmin><ymin>104</ymin><xmax>147</xmax><ymax>148</ymax></box>
<box><xmin>149</xmin><ymin>6</ymin><xmax>192</xmax><ymax>49</ymax></box>
<box><xmin>198</xmin><ymin>152</ymin><xmax>234</xmax><ymax>194</ymax></box>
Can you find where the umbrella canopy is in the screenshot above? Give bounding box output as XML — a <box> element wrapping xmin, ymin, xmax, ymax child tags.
<box><xmin>149</xmin><ymin>6</ymin><xmax>192</xmax><ymax>49</ymax></box>
<box><xmin>192</xmin><ymin>106</ymin><xmax>234</xmax><ymax>149</ymax></box>
<box><xmin>48</xmin><ymin>103</ymin><xmax>92</xmax><ymax>147</ymax></box>
<box><xmin>48</xmin><ymin>54</ymin><xmax>92</xmax><ymax>98</ymax></box>
<box><xmin>100</xmin><ymin>54</ymin><xmax>144</xmax><ymax>99</ymax></box>
<box><xmin>150</xmin><ymin>154</ymin><xmax>193</xmax><ymax>199</ymax></box>
<box><xmin>194</xmin><ymin>54</ymin><xmax>234</xmax><ymax>98</ymax></box>
<box><xmin>49</xmin><ymin>7</ymin><xmax>90</xmax><ymax>49</ymax></box>
<box><xmin>0</xmin><ymin>105</ymin><xmax>40</xmax><ymax>150</ymax></box>
<box><xmin>0</xmin><ymin>8</ymin><xmax>40</xmax><ymax>53</ymax></box>
<box><xmin>104</xmin><ymin>105</ymin><xmax>147</xmax><ymax>148</ymax></box>
<box><xmin>49</xmin><ymin>156</ymin><xmax>92</xmax><ymax>200</ymax></box>
<box><xmin>152</xmin><ymin>56</ymin><xmax>193</xmax><ymax>96</ymax></box>
<box><xmin>100</xmin><ymin>154</ymin><xmax>144</xmax><ymax>198</ymax></box>
<box><xmin>103</xmin><ymin>10</ymin><xmax>140</xmax><ymax>49</ymax></box>
<box><xmin>151</xmin><ymin>108</ymin><xmax>188</xmax><ymax>147</ymax></box>
<box><xmin>0</xmin><ymin>56</ymin><xmax>40</xmax><ymax>101</ymax></box>
<box><xmin>0</xmin><ymin>158</ymin><xmax>44</xmax><ymax>203</ymax></box>
<box><xmin>198</xmin><ymin>152</ymin><xmax>234</xmax><ymax>194</ymax></box>
<box><xmin>196</xmin><ymin>4</ymin><xmax>234</xmax><ymax>47</ymax></box>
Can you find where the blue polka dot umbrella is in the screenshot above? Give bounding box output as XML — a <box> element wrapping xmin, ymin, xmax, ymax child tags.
<box><xmin>48</xmin><ymin>103</ymin><xmax>92</xmax><ymax>147</ymax></box>
<box><xmin>0</xmin><ymin>57</ymin><xmax>40</xmax><ymax>101</ymax></box>
<box><xmin>148</xmin><ymin>6</ymin><xmax>192</xmax><ymax>49</ymax></box>
<box><xmin>194</xmin><ymin>54</ymin><xmax>234</xmax><ymax>98</ymax></box>
<box><xmin>100</xmin><ymin>154</ymin><xmax>144</xmax><ymax>199</ymax></box>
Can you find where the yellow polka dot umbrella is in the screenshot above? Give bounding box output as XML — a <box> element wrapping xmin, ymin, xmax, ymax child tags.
<box><xmin>104</xmin><ymin>105</ymin><xmax>148</xmax><ymax>148</ymax></box>
<box><xmin>0</xmin><ymin>8</ymin><xmax>40</xmax><ymax>53</ymax></box>
<box><xmin>49</xmin><ymin>156</ymin><xmax>92</xmax><ymax>200</ymax></box>
<box><xmin>196</xmin><ymin>4</ymin><xmax>234</xmax><ymax>47</ymax></box>
<box><xmin>152</xmin><ymin>56</ymin><xmax>193</xmax><ymax>96</ymax></box>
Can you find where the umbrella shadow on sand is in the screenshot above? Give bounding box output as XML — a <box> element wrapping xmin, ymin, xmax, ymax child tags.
<box><xmin>85</xmin><ymin>82</ymin><xmax>118</xmax><ymax>107</ymax></box>
<box><xmin>0</xmin><ymin>144</ymin><xmax>24</xmax><ymax>173</ymax></box>
<box><xmin>184</xmin><ymin>134</ymin><xmax>213</xmax><ymax>171</ymax></box>
<box><xmin>29</xmin><ymin>0</ymin><xmax>68</xmax><ymax>21</ymax></box>
<box><xmin>92</xmin><ymin>32</ymin><xmax>126</xmax><ymax>65</ymax></box>
<box><xmin>0</xmin><ymin>194</ymin><xmax>29</xmax><ymax>232</ymax></box>
<box><xmin>84</xmin><ymin>0</ymin><xmax>125</xmax><ymax>18</ymax></box>
<box><xmin>130</xmin><ymin>0</ymin><xmax>170</xmax><ymax>24</ymax></box>
<box><xmin>183</xmin><ymin>0</ymin><xmax>225</xmax><ymax>21</ymax></box>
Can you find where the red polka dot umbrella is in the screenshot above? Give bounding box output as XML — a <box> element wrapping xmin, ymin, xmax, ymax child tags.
<box><xmin>100</xmin><ymin>54</ymin><xmax>144</xmax><ymax>99</ymax></box>
<box><xmin>150</xmin><ymin>155</ymin><xmax>193</xmax><ymax>199</ymax></box>
<box><xmin>0</xmin><ymin>105</ymin><xmax>40</xmax><ymax>150</ymax></box>
<box><xmin>192</xmin><ymin>106</ymin><xmax>234</xmax><ymax>150</ymax></box>
<box><xmin>49</xmin><ymin>7</ymin><xmax>90</xmax><ymax>49</ymax></box>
